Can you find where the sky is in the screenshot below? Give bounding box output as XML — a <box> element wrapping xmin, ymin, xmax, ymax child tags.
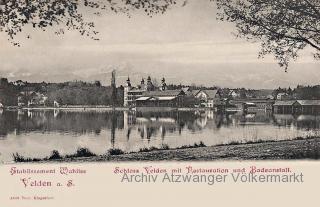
<box><xmin>0</xmin><ymin>0</ymin><xmax>319</xmax><ymax>89</ymax></box>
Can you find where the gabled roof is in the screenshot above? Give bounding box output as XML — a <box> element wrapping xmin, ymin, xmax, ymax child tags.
<box><xmin>204</xmin><ymin>90</ymin><xmax>219</xmax><ymax>99</ymax></box>
<box><xmin>195</xmin><ymin>90</ymin><xmax>220</xmax><ymax>99</ymax></box>
<box><xmin>191</xmin><ymin>90</ymin><xmax>200</xmax><ymax>96</ymax></box>
<box><xmin>142</xmin><ymin>90</ymin><xmax>185</xmax><ymax>97</ymax></box>
<box><xmin>182</xmin><ymin>87</ymin><xmax>190</xmax><ymax>93</ymax></box>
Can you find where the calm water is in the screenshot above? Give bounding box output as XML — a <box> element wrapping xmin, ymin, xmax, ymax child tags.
<box><xmin>0</xmin><ymin>109</ymin><xmax>320</xmax><ymax>163</ymax></box>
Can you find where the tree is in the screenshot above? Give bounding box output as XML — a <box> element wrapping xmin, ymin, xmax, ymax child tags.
<box><xmin>214</xmin><ymin>0</ymin><xmax>320</xmax><ymax>70</ymax></box>
<box><xmin>0</xmin><ymin>0</ymin><xmax>177</xmax><ymax>46</ymax></box>
<box><xmin>94</xmin><ymin>80</ymin><xmax>101</xmax><ymax>87</ymax></box>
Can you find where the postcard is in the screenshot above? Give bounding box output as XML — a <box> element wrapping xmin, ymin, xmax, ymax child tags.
<box><xmin>0</xmin><ymin>0</ymin><xmax>319</xmax><ymax>206</ymax></box>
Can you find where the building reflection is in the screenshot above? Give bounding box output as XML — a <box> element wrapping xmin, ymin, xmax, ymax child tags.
<box><xmin>0</xmin><ymin>109</ymin><xmax>319</xmax><ymax>140</ymax></box>
<box><xmin>273</xmin><ymin>114</ymin><xmax>320</xmax><ymax>129</ymax></box>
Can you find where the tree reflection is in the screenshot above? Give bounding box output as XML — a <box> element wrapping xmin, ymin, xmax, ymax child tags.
<box><xmin>0</xmin><ymin>109</ymin><xmax>319</xmax><ymax>141</ymax></box>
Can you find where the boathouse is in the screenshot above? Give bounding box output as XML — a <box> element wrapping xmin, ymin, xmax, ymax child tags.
<box><xmin>273</xmin><ymin>100</ymin><xmax>320</xmax><ymax>114</ymax></box>
<box><xmin>229</xmin><ymin>99</ymin><xmax>275</xmax><ymax>111</ymax></box>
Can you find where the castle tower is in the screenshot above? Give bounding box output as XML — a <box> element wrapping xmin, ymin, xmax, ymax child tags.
<box><xmin>161</xmin><ymin>77</ymin><xmax>167</xmax><ymax>91</ymax></box>
<box><xmin>123</xmin><ymin>76</ymin><xmax>131</xmax><ymax>107</ymax></box>
<box><xmin>146</xmin><ymin>76</ymin><xmax>154</xmax><ymax>91</ymax></box>
<box><xmin>126</xmin><ymin>77</ymin><xmax>131</xmax><ymax>88</ymax></box>
<box><xmin>140</xmin><ymin>78</ymin><xmax>146</xmax><ymax>91</ymax></box>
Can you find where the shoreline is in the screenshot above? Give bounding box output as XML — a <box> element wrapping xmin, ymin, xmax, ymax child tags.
<box><xmin>89</xmin><ymin>137</ymin><xmax>320</xmax><ymax>162</ymax></box>
<box><xmin>12</xmin><ymin>137</ymin><xmax>320</xmax><ymax>163</ymax></box>
<box><xmin>2</xmin><ymin>106</ymin><xmax>219</xmax><ymax>112</ymax></box>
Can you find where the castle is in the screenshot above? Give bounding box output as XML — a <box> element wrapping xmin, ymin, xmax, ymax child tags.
<box><xmin>123</xmin><ymin>76</ymin><xmax>167</xmax><ymax>107</ymax></box>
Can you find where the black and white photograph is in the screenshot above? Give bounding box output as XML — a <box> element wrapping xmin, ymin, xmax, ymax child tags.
<box><xmin>0</xmin><ymin>0</ymin><xmax>319</xmax><ymax>163</ymax></box>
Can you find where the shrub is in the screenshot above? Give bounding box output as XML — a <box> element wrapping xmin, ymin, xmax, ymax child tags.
<box><xmin>48</xmin><ymin>150</ymin><xmax>62</xmax><ymax>160</ymax></box>
<box><xmin>177</xmin><ymin>142</ymin><xmax>207</xmax><ymax>149</ymax></box>
<box><xmin>139</xmin><ymin>147</ymin><xmax>152</xmax><ymax>152</ymax></box>
<box><xmin>198</xmin><ymin>141</ymin><xmax>206</xmax><ymax>147</ymax></box>
<box><xmin>70</xmin><ymin>148</ymin><xmax>96</xmax><ymax>158</ymax></box>
<box><xmin>160</xmin><ymin>144</ymin><xmax>170</xmax><ymax>150</ymax></box>
<box><xmin>12</xmin><ymin>153</ymin><xmax>41</xmax><ymax>162</ymax></box>
<box><xmin>108</xmin><ymin>148</ymin><xmax>124</xmax><ymax>155</ymax></box>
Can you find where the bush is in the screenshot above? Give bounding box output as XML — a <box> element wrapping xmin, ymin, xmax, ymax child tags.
<box><xmin>108</xmin><ymin>148</ymin><xmax>124</xmax><ymax>155</ymax></box>
<box><xmin>177</xmin><ymin>142</ymin><xmax>207</xmax><ymax>149</ymax></box>
<box><xmin>198</xmin><ymin>141</ymin><xmax>206</xmax><ymax>147</ymax></box>
<box><xmin>139</xmin><ymin>147</ymin><xmax>151</xmax><ymax>152</ymax></box>
<box><xmin>160</xmin><ymin>144</ymin><xmax>170</xmax><ymax>150</ymax></box>
<box><xmin>48</xmin><ymin>150</ymin><xmax>62</xmax><ymax>160</ymax></box>
<box><xmin>66</xmin><ymin>148</ymin><xmax>96</xmax><ymax>158</ymax></box>
<box><xmin>12</xmin><ymin>153</ymin><xmax>41</xmax><ymax>162</ymax></box>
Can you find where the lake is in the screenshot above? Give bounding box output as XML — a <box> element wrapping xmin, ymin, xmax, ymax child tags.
<box><xmin>0</xmin><ymin>109</ymin><xmax>320</xmax><ymax>163</ymax></box>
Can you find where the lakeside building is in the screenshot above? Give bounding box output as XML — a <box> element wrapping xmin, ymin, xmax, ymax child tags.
<box><xmin>193</xmin><ymin>89</ymin><xmax>221</xmax><ymax>108</ymax></box>
<box><xmin>124</xmin><ymin>76</ymin><xmax>168</xmax><ymax>107</ymax></box>
<box><xmin>276</xmin><ymin>92</ymin><xmax>290</xmax><ymax>100</ymax></box>
<box><xmin>274</xmin><ymin>100</ymin><xmax>320</xmax><ymax>114</ymax></box>
<box><xmin>228</xmin><ymin>99</ymin><xmax>275</xmax><ymax>112</ymax></box>
<box><xmin>135</xmin><ymin>90</ymin><xmax>186</xmax><ymax>107</ymax></box>
<box><xmin>123</xmin><ymin>77</ymin><xmax>200</xmax><ymax>108</ymax></box>
<box><xmin>17</xmin><ymin>91</ymin><xmax>48</xmax><ymax>107</ymax></box>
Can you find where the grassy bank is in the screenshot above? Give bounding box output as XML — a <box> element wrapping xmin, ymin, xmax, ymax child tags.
<box><xmin>12</xmin><ymin>138</ymin><xmax>320</xmax><ymax>163</ymax></box>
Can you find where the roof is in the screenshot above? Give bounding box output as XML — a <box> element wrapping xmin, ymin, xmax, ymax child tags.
<box><xmin>277</xmin><ymin>92</ymin><xmax>288</xmax><ymax>96</ymax></box>
<box><xmin>273</xmin><ymin>100</ymin><xmax>297</xmax><ymax>106</ymax></box>
<box><xmin>136</xmin><ymin>97</ymin><xmax>150</xmax><ymax>101</ymax></box>
<box><xmin>274</xmin><ymin>100</ymin><xmax>320</xmax><ymax>106</ymax></box>
<box><xmin>245</xmin><ymin>102</ymin><xmax>256</xmax><ymax>105</ymax></box>
<box><xmin>297</xmin><ymin>100</ymin><xmax>320</xmax><ymax>106</ymax></box>
<box><xmin>195</xmin><ymin>90</ymin><xmax>219</xmax><ymax>99</ymax></box>
<box><xmin>128</xmin><ymin>89</ymin><xmax>145</xmax><ymax>93</ymax></box>
<box><xmin>136</xmin><ymin>96</ymin><xmax>176</xmax><ymax>101</ymax></box>
<box><xmin>205</xmin><ymin>90</ymin><xmax>219</xmax><ymax>98</ymax></box>
<box><xmin>158</xmin><ymin>97</ymin><xmax>176</xmax><ymax>101</ymax></box>
<box><xmin>182</xmin><ymin>87</ymin><xmax>190</xmax><ymax>93</ymax></box>
<box><xmin>142</xmin><ymin>90</ymin><xmax>185</xmax><ymax>97</ymax></box>
<box><xmin>191</xmin><ymin>90</ymin><xmax>200</xmax><ymax>96</ymax></box>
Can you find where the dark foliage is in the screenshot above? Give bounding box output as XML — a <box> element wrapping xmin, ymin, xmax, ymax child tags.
<box><xmin>12</xmin><ymin>153</ymin><xmax>41</xmax><ymax>162</ymax></box>
<box><xmin>48</xmin><ymin>150</ymin><xmax>62</xmax><ymax>160</ymax></box>
<box><xmin>0</xmin><ymin>0</ymin><xmax>177</xmax><ymax>45</ymax></box>
<box><xmin>107</xmin><ymin>148</ymin><xmax>124</xmax><ymax>155</ymax></box>
<box><xmin>65</xmin><ymin>147</ymin><xmax>96</xmax><ymax>158</ymax></box>
<box><xmin>214</xmin><ymin>0</ymin><xmax>320</xmax><ymax>70</ymax></box>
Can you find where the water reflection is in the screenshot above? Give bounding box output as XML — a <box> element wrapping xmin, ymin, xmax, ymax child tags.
<box><xmin>0</xmin><ymin>110</ymin><xmax>124</xmax><ymax>137</ymax></box>
<box><xmin>1</xmin><ymin>109</ymin><xmax>320</xmax><ymax>138</ymax></box>
<box><xmin>0</xmin><ymin>109</ymin><xmax>319</xmax><ymax>162</ymax></box>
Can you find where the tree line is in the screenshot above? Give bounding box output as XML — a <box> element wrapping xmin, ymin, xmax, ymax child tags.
<box><xmin>0</xmin><ymin>78</ymin><xmax>124</xmax><ymax>106</ymax></box>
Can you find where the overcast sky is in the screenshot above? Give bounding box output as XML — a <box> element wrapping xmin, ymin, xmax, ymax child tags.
<box><xmin>0</xmin><ymin>0</ymin><xmax>319</xmax><ymax>89</ymax></box>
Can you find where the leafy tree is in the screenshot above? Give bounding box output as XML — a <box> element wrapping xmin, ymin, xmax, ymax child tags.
<box><xmin>214</xmin><ymin>0</ymin><xmax>320</xmax><ymax>70</ymax></box>
<box><xmin>0</xmin><ymin>0</ymin><xmax>177</xmax><ymax>46</ymax></box>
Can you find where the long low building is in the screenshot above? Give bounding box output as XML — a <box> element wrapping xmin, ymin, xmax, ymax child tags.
<box><xmin>274</xmin><ymin>100</ymin><xmax>320</xmax><ymax>114</ymax></box>
<box><xmin>229</xmin><ymin>99</ymin><xmax>275</xmax><ymax>111</ymax></box>
<box><xmin>135</xmin><ymin>90</ymin><xmax>186</xmax><ymax>107</ymax></box>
